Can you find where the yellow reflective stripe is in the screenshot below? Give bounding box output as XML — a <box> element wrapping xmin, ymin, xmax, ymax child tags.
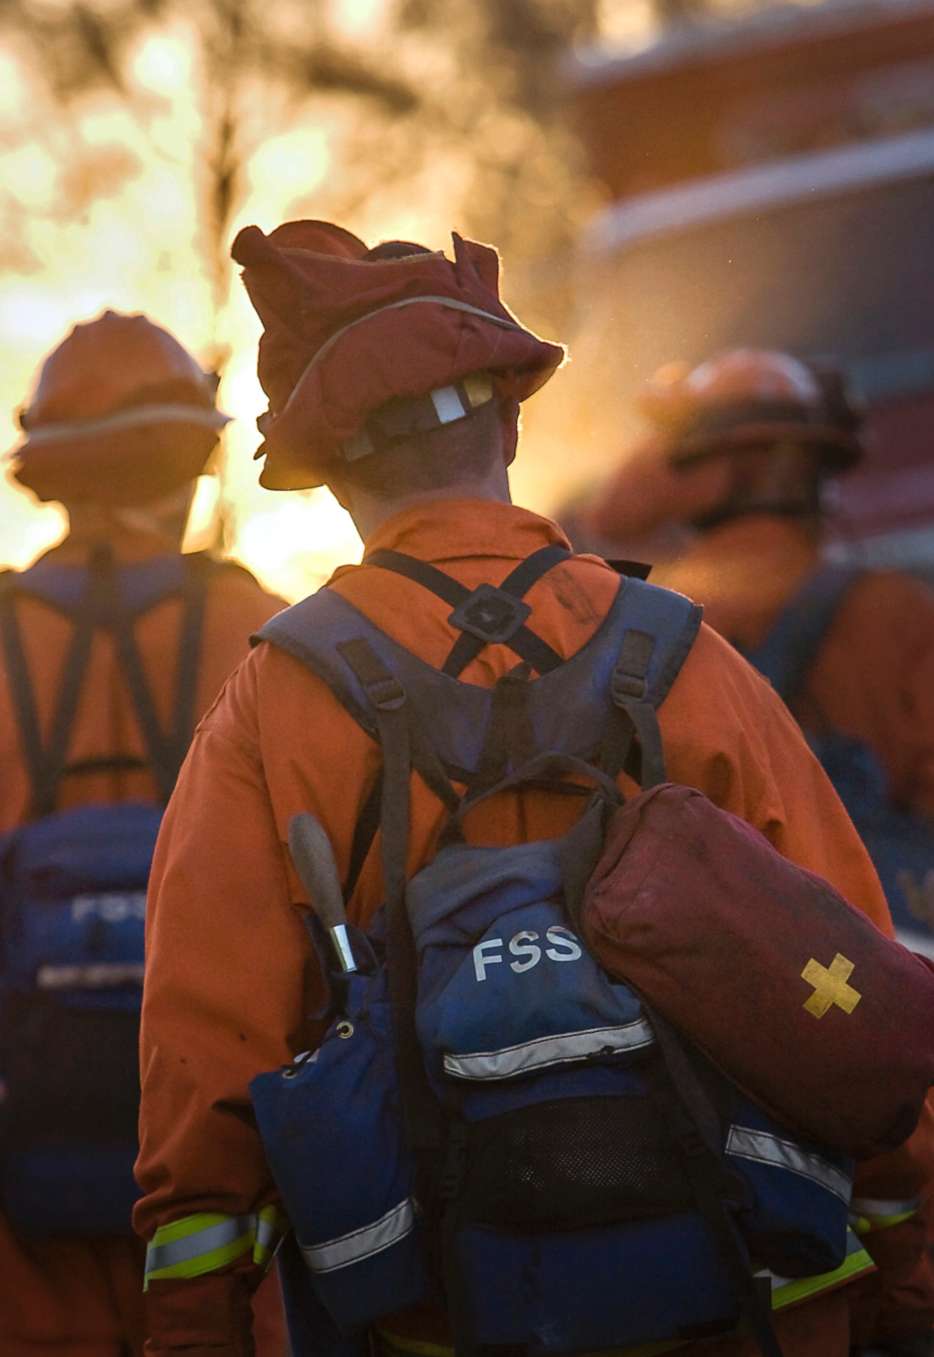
<box><xmin>144</xmin><ymin>1208</ymin><xmax>287</xmax><ymax>1290</ymax></box>
<box><xmin>850</xmin><ymin>1195</ymin><xmax>920</xmax><ymax>1234</ymax></box>
<box><xmin>770</xmin><ymin>1238</ymin><xmax>875</xmax><ymax>1312</ymax></box>
<box><xmin>253</xmin><ymin>1204</ymin><xmax>288</xmax><ymax>1267</ymax></box>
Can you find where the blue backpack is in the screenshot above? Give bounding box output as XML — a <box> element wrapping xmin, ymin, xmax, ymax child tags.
<box><xmin>0</xmin><ymin>549</ymin><xmax>212</xmax><ymax>1237</ymax></box>
<box><xmin>744</xmin><ymin>564</ymin><xmax>934</xmax><ymax>949</ymax></box>
<box><xmin>251</xmin><ymin>548</ymin><xmax>862</xmax><ymax>1357</ymax></box>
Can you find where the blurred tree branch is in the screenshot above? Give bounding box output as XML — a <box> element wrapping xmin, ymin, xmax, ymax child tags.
<box><xmin>0</xmin><ymin>0</ymin><xmax>616</xmax><ymax>333</ymax></box>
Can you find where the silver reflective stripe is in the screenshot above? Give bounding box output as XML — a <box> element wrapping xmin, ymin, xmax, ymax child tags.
<box><xmin>23</xmin><ymin>403</ymin><xmax>228</xmax><ymax>445</ymax></box>
<box><xmin>37</xmin><ymin>962</ymin><xmax>145</xmax><ymax>990</ymax></box>
<box><xmin>443</xmin><ymin>1019</ymin><xmax>654</xmax><ymax>1082</ymax></box>
<box><xmin>430</xmin><ymin>386</ymin><xmax>467</xmax><ymax>424</ymax></box>
<box><xmin>144</xmin><ymin>1215</ymin><xmax>253</xmax><ymax>1275</ymax></box>
<box><xmin>301</xmin><ymin>1197</ymin><xmax>416</xmax><ymax>1275</ymax></box>
<box><xmin>255</xmin><ymin>1212</ymin><xmax>280</xmax><ymax>1256</ymax></box>
<box><xmin>726</xmin><ymin>1125</ymin><xmax>852</xmax><ymax>1204</ymax></box>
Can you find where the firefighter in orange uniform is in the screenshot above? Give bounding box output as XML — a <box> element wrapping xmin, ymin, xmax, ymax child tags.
<box><xmin>0</xmin><ymin>312</ymin><xmax>287</xmax><ymax>1356</ymax></box>
<box><xmin>136</xmin><ymin>232</ymin><xmax>933</xmax><ymax>1357</ymax></box>
<box><xmin>587</xmin><ymin>350</ymin><xmax>934</xmax><ymax>824</ymax></box>
<box><xmin>588</xmin><ymin>347</ymin><xmax>934</xmax><ymax>1352</ymax></box>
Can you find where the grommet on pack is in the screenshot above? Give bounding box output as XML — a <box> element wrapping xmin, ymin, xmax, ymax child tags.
<box><xmin>336</xmin><ymin>1020</ymin><xmax>355</xmax><ymax>1039</ymax></box>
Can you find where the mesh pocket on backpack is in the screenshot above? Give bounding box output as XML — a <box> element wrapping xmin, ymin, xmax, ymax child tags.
<box><xmin>0</xmin><ymin>996</ymin><xmax>140</xmax><ymax>1147</ymax></box>
<box><xmin>461</xmin><ymin>1095</ymin><xmax>694</xmax><ymax>1230</ymax></box>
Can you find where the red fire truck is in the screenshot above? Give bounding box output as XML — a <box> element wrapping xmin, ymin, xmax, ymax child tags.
<box><xmin>562</xmin><ymin>0</ymin><xmax>934</xmax><ymax>566</ymax></box>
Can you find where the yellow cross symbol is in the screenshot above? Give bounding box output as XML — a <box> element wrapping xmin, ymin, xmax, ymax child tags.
<box><xmin>801</xmin><ymin>953</ymin><xmax>862</xmax><ymax>1019</ymax></box>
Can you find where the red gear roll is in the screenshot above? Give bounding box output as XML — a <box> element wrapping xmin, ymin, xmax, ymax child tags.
<box><xmin>582</xmin><ymin>782</ymin><xmax>934</xmax><ymax>1158</ymax></box>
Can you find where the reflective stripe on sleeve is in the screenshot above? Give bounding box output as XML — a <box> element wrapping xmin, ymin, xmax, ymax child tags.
<box><xmin>300</xmin><ymin>1197</ymin><xmax>416</xmax><ymax>1275</ymax></box>
<box><xmin>725</xmin><ymin>1125</ymin><xmax>852</xmax><ymax>1203</ymax></box>
<box><xmin>850</xmin><ymin>1195</ymin><xmax>921</xmax><ymax>1234</ymax></box>
<box><xmin>144</xmin><ymin>1208</ymin><xmax>287</xmax><ymax>1289</ymax></box>
<box><xmin>442</xmin><ymin>1020</ymin><xmax>654</xmax><ymax>1082</ymax></box>
<box><xmin>254</xmin><ymin>1204</ymin><xmax>287</xmax><ymax>1266</ymax></box>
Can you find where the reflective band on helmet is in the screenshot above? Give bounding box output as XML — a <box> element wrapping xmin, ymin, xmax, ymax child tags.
<box><xmin>24</xmin><ymin>403</ymin><xmax>228</xmax><ymax>445</ymax></box>
<box><xmin>850</xmin><ymin>1195</ymin><xmax>921</xmax><ymax>1233</ymax></box>
<box><xmin>144</xmin><ymin>1208</ymin><xmax>287</xmax><ymax>1289</ymax></box>
<box><xmin>300</xmin><ymin>1197</ymin><xmax>416</xmax><ymax>1275</ymax></box>
<box><xmin>726</xmin><ymin>1125</ymin><xmax>852</xmax><ymax>1203</ymax></box>
<box><xmin>765</xmin><ymin>1228</ymin><xmax>874</xmax><ymax>1312</ymax></box>
<box><xmin>442</xmin><ymin>1020</ymin><xmax>654</xmax><ymax>1082</ymax></box>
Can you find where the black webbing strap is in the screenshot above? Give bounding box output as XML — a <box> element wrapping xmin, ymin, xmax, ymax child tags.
<box><xmin>169</xmin><ymin>555</ymin><xmax>210</xmax><ymax>774</ymax></box>
<box><xmin>609</xmin><ymin>629</ymin><xmax>666</xmax><ymax>789</ymax></box>
<box><xmin>0</xmin><ymin>575</ymin><xmax>46</xmax><ymax>811</ymax></box>
<box><xmin>469</xmin><ymin>662</ymin><xmax>536</xmax><ymax>795</ymax></box>
<box><xmin>0</xmin><ymin>552</ymin><xmax>210</xmax><ymax>816</ymax></box>
<box><xmin>100</xmin><ymin>557</ymin><xmax>179</xmax><ymax>803</ymax></box>
<box><xmin>365</xmin><ymin>547</ymin><xmax>566</xmax><ymax>677</ymax></box>
<box><xmin>337</xmin><ymin>638</ymin><xmax>443</xmax><ymax>1159</ymax></box>
<box><xmin>36</xmin><ymin>557</ymin><xmax>118</xmax><ymax>816</ymax></box>
<box><xmin>442</xmin><ymin>544</ymin><xmax>569</xmax><ymax>678</ymax></box>
<box><xmin>650</xmin><ymin>1011</ymin><xmax>785</xmax><ymax>1357</ymax></box>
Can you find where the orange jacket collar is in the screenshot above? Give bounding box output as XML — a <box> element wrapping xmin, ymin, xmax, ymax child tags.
<box><xmin>330</xmin><ymin>500</ymin><xmax>571</xmax><ymax>584</ymax></box>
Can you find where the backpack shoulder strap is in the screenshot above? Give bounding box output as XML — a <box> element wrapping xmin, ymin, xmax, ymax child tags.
<box><xmin>257</xmin><ymin>571</ymin><xmax>703</xmax><ymax>789</ymax></box>
<box><xmin>0</xmin><ymin>571</ymin><xmax>45</xmax><ymax>807</ymax></box>
<box><xmin>0</xmin><ymin>552</ymin><xmax>215</xmax><ymax>812</ymax></box>
<box><xmin>365</xmin><ymin>544</ymin><xmax>569</xmax><ymax>677</ymax></box>
<box><xmin>743</xmin><ymin>564</ymin><xmax>863</xmax><ymax>704</ymax></box>
<box><xmin>595</xmin><ymin>575</ymin><xmax>703</xmax><ymax>788</ymax></box>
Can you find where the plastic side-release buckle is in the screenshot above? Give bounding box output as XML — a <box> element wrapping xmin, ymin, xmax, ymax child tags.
<box><xmin>449</xmin><ymin>584</ymin><xmax>532</xmax><ymax>645</ymax></box>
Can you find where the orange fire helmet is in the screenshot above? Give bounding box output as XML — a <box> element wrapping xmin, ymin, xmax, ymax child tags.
<box><xmin>642</xmin><ymin>349</ymin><xmax>864</xmax><ymax>472</ymax></box>
<box><xmin>587</xmin><ymin>351</ymin><xmax>865</xmax><ymax>545</ymax></box>
<box><xmin>11</xmin><ymin>311</ymin><xmax>229</xmax><ymax>506</ymax></box>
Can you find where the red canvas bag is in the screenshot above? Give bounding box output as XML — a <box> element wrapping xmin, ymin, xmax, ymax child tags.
<box><xmin>581</xmin><ymin>782</ymin><xmax>934</xmax><ymax>1158</ymax></box>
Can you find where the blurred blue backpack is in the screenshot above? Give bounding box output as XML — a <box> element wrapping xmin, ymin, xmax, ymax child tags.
<box><xmin>743</xmin><ymin>563</ymin><xmax>934</xmax><ymax>947</ymax></box>
<box><xmin>0</xmin><ymin>549</ymin><xmax>212</xmax><ymax>1236</ymax></box>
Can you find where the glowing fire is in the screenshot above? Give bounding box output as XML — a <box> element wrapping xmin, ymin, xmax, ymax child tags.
<box><xmin>0</xmin><ymin>3</ymin><xmax>658</xmax><ymax>598</ymax></box>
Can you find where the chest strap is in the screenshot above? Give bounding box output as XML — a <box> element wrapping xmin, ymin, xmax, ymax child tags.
<box><xmin>365</xmin><ymin>544</ymin><xmax>569</xmax><ymax>678</ymax></box>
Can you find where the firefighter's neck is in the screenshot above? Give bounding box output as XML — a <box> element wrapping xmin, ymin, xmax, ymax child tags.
<box><xmin>63</xmin><ymin>485</ymin><xmax>196</xmax><ymax>557</ymax></box>
<box><xmin>342</xmin><ymin>465</ymin><xmax>512</xmax><ymax>545</ymax></box>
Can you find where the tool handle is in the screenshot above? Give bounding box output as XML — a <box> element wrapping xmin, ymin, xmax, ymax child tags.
<box><xmin>289</xmin><ymin>812</ymin><xmax>358</xmax><ymax>974</ymax></box>
<box><xmin>288</xmin><ymin>812</ymin><xmax>348</xmax><ymax>934</ymax></box>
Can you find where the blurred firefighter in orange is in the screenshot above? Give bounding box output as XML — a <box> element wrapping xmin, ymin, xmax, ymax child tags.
<box><xmin>589</xmin><ymin>349</ymin><xmax>934</xmax><ymax>827</ymax></box>
<box><xmin>0</xmin><ymin>312</ymin><xmax>286</xmax><ymax>1357</ymax></box>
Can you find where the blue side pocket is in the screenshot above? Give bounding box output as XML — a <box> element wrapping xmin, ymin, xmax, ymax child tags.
<box><xmin>727</xmin><ymin>1098</ymin><xmax>852</xmax><ymax>1277</ymax></box>
<box><xmin>250</xmin><ymin>968</ymin><xmax>430</xmax><ymax>1333</ymax></box>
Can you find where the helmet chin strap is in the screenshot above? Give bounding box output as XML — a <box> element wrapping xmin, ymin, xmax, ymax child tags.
<box><xmin>691</xmin><ymin>488</ymin><xmax>823</xmax><ymax>533</ymax></box>
<box><xmin>66</xmin><ymin>483</ymin><xmax>197</xmax><ymax>550</ymax></box>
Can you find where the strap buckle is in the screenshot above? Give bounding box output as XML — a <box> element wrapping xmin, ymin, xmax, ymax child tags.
<box><xmin>449</xmin><ymin>584</ymin><xmax>532</xmax><ymax>645</ymax></box>
<box><xmin>364</xmin><ymin>673</ymin><xmax>406</xmax><ymax>712</ymax></box>
<box><xmin>611</xmin><ymin>666</ymin><xmax>647</xmax><ymax>704</ymax></box>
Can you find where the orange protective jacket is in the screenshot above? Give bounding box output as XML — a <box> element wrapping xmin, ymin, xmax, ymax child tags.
<box><xmin>650</xmin><ymin>515</ymin><xmax>934</xmax><ymax>820</ymax></box>
<box><xmin>137</xmin><ymin>501</ymin><xmax>934</xmax><ymax>1357</ymax></box>
<box><xmin>0</xmin><ymin>534</ymin><xmax>286</xmax><ymax>1357</ymax></box>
